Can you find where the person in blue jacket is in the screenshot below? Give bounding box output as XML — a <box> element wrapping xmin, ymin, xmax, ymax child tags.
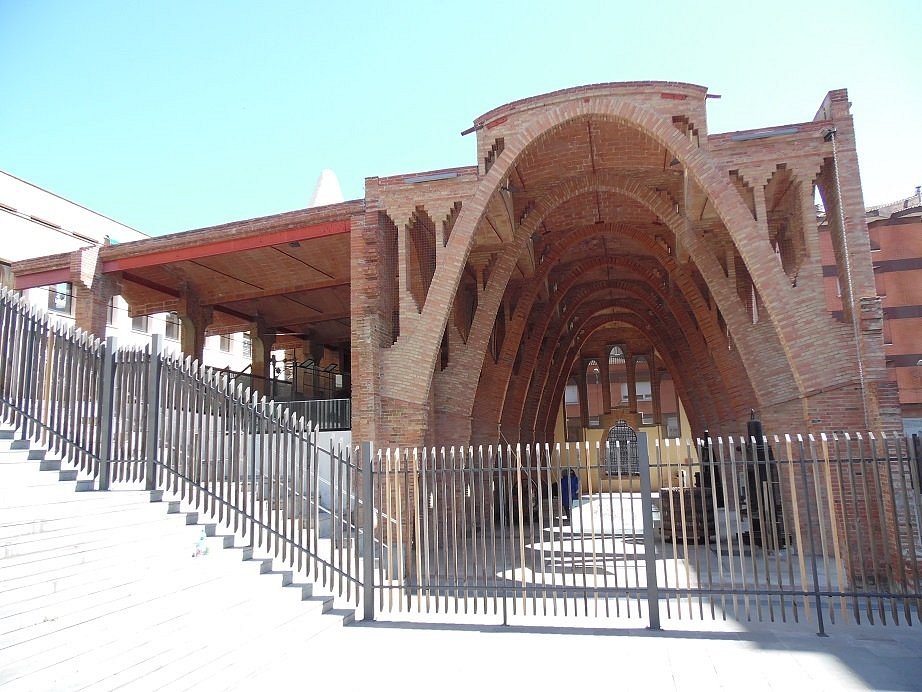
<box><xmin>560</xmin><ymin>469</ymin><xmax>579</xmax><ymax>520</ymax></box>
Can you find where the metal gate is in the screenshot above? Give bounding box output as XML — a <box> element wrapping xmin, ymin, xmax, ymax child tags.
<box><xmin>362</xmin><ymin>432</ymin><xmax>922</xmax><ymax>632</ymax></box>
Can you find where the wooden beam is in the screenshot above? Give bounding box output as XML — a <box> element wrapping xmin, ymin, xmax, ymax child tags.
<box><xmin>14</xmin><ymin>268</ymin><xmax>70</xmax><ymax>290</ymax></box>
<box><xmin>101</xmin><ymin>219</ymin><xmax>350</xmax><ymax>273</ymax></box>
<box><xmin>203</xmin><ymin>278</ymin><xmax>350</xmax><ymax>306</ymax></box>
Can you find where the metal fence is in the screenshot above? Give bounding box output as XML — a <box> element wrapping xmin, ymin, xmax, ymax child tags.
<box><xmin>267</xmin><ymin>398</ymin><xmax>351</xmax><ymax>431</ymax></box>
<box><xmin>0</xmin><ymin>287</ymin><xmax>362</xmax><ymax>604</ymax></box>
<box><xmin>3</xmin><ymin>285</ymin><xmax>922</xmax><ymax>631</ymax></box>
<box><xmin>361</xmin><ymin>436</ymin><xmax>922</xmax><ymax>631</ymax></box>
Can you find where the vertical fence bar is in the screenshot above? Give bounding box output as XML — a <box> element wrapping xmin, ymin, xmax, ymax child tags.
<box><xmin>797</xmin><ymin>434</ymin><xmax>827</xmax><ymax>636</ymax></box>
<box><xmin>97</xmin><ymin>336</ymin><xmax>116</xmax><ymax>491</ymax></box>
<box><xmin>361</xmin><ymin>440</ymin><xmax>375</xmax><ymax>621</ymax></box>
<box><xmin>639</xmin><ymin>435</ymin><xmax>660</xmax><ymax>630</ymax></box>
<box><xmin>145</xmin><ymin>335</ymin><xmax>162</xmax><ymax>491</ymax></box>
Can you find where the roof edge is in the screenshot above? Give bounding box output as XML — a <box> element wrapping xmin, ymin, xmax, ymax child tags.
<box><xmin>474</xmin><ymin>81</ymin><xmax>709</xmax><ymax>126</ymax></box>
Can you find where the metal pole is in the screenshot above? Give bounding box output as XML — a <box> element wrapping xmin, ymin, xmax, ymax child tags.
<box><xmin>499</xmin><ymin>445</ymin><xmax>509</xmax><ymax>626</ymax></box>
<box><xmin>639</xmin><ymin>434</ymin><xmax>661</xmax><ymax>630</ymax></box>
<box><xmin>97</xmin><ymin>336</ymin><xmax>116</xmax><ymax>491</ymax></box>
<box><xmin>249</xmin><ymin>393</ymin><xmax>257</xmax><ymax>547</ymax></box>
<box><xmin>797</xmin><ymin>435</ymin><xmax>828</xmax><ymax>636</ymax></box>
<box><xmin>361</xmin><ymin>440</ymin><xmax>376</xmax><ymax>621</ymax></box>
<box><xmin>145</xmin><ymin>334</ymin><xmax>162</xmax><ymax>491</ymax></box>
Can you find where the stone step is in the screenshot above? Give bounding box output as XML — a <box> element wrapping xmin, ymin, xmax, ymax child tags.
<box><xmin>0</xmin><ymin>534</ymin><xmax>307</xmax><ymax>610</ymax></box>
<box><xmin>1</xmin><ymin>515</ymin><xmax>310</xmax><ymax>593</ymax></box>
<box><xmin>0</xmin><ymin>508</ymin><xmax>225</xmax><ymax>552</ymax></box>
<box><xmin>0</xmin><ymin>513</ymin><xmax>271</xmax><ymax>577</ymax></box>
<box><xmin>0</xmin><ymin>541</ymin><xmax>238</xmax><ymax>616</ymax></box>
<box><xmin>0</xmin><ymin>547</ymin><xmax>332</xmax><ymax>653</ymax></box>
<box><xmin>0</xmin><ymin>579</ymin><xmax>336</xmax><ymax>688</ymax></box>
<box><xmin>0</xmin><ymin>438</ymin><xmax>33</xmax><ymax>452</ymax></box>
<box><xmin>0</xmin><ymin>519</ymin><xmax>233</xmax><ymax>564</ymax></box>
<box><xmin>0</xmin><ymin>502</ymin><xmax>184</xmax><ymax>540</ymax></box>
<box><xmin>0</xmin><ymin>559</ymin><xmax>316</xmax><ymax>628</ymax></box>
<box><xmin>0</xmin><ymin>553</ymin><xmax>322</xmax><ymax>638</ymax></box>
<box><xmin>0</xmin><ymin>464</ymin><xmax>86</xmax><ymax>488</ymax></box>
<box><xmin>0</xmin><ymin>490</ymin><xmax>170</xmax><ymax>522</ymax></box>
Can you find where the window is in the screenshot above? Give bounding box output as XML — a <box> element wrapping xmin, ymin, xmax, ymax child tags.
<box><xmin>606</xmin><ymin>420</ymin><xmax>640</xmax><ymax>476</ymax></box>
<box><xmin>665</xmin><ymin>414</ymin><xmax>681</xmax><ymax>439</ymax></box>
<box><xmin>242</xmin><ymin>333</ymin><xmax>252</xmax><ymax>358</ymax></box>
<box><xmin>219</xmin><ymin>334</ymin><xmax>232</xmax><ymax>352</ymax></box>
<box><xmin>165</xmin><ymin>312</ymin><xmax>181</xmax><ymax>341</ymax></box>
<box><xmin>564</xmin><ymin>384</ymin><xmax>579</xmax><ymax>404</ymax></box>
<box><xmin>620</xmin><ymin>382</ymin><xmax>653</xmax><ymax>402</ymax></box>
<box><xmin>132</xmin><ymin>315</ymin><xmax>149</xmax><ymax>333</ymax></box>
<box><xmin>106</xmin><ymin>296</ymin><xmax>117</xmax><ymax>326</ymax></box>
<box><xmin>0</xmin><ymin>263</ymin><xmax>13</xmax><ymax>290</ymax></box>
<box><xmin>48</xmin><ymin>283</ymin><xmax>73</xmax><ymax>314</ymax></box>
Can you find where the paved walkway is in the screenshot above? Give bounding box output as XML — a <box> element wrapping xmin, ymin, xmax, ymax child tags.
<box><xmin>5</xmin><ymin>426</ymin><xmax>922</xmax><ymax>691</ymax></box>
<box><xmin>237</xmin><ymin>614</ymin><xmax>922</xmax><ymax>692</ymax></box>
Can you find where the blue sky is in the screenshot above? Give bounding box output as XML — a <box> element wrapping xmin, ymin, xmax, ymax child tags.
<box><xmin>1</xmin><ymin>1</ymin><xmax>920</xmax><ymax>236</ymax></box>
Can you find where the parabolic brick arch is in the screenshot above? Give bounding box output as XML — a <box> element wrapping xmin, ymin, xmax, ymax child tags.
<box><xmin>355</xmin><ymin>81</ymin><xmax>891</xmax><ymax>447</ymax></box>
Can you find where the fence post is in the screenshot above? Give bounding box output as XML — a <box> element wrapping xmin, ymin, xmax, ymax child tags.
<box><xmin>361</xmin><ymin>440</ymin><xmax>375</xmax><ymax>621</ymax></box>
<box><xmin>639</xmin><ymin>436</ymin><xmax>661</xmax><ymax>630</ymax></box>
<box><xmin>18</xmin><ymin>308</ymin><xmax>36</xmax><ymax>439</ymax></box>
<box><xmin>97</xmin><ymin>336</ymin><xmax>117</xmax><ymax>491</ymax></box>
<box><xmin>145</xmin><ymin>334</ymin><xmax>162</xmax><ymax>491</ymax></box>
<box><xmin>796</xmin><ymin>434</ymin><xmax>828</xmax><ymax>636</ymax></box>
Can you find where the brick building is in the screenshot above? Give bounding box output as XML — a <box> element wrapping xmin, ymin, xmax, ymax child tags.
<box><xmin>11</xmin><ymin>81</ymin><xmax>901</xmax><ymax>447</ymax></box>
<box><xmin>821</xmin><ymin>188</ymin><xmax>922</xmax><ymax>435</ymax></box>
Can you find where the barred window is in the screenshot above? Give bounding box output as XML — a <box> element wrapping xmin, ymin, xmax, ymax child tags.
<box><xmin>606</xmin><ymin>420</ymin><xmax>640</xmax><ymax>475</ymax></box>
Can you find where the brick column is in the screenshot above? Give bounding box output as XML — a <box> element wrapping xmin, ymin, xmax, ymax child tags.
<box><xmin>576</xmin><ymin>362</ymin><xmax>589</xmax><ymax>430</ymax></box>
<box><xmin>351</xmin><ymin>187</ymin><xmax>384</xmax><ymax>444</ymax></box>
<box><xmin>600</xmin><ymin>351</ymin><xmax>612</xmax><ymax>413</ymax></box>
<box><xmin>178</xmin><ymin>287</ymin><xmax>213</xmax><ymax>362</ymax></box>
<box><xmin>650</xmin><ymin>358</ymin><xmax>662</xmax><ymax>425</ymax></box>
<box><xmin>249</xmin><ymin>317</ymin><xmax>274</xmax><ymax>396</ymax></box>
<box><xmin>69</xmin><ymin>246</ymin><xmax>114</xmax><ymax>338</ymax></box>
<box><xmin>626</xmin><ymin>352</ymin><xmax>638</xmax><ymax>414</ymax></box>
